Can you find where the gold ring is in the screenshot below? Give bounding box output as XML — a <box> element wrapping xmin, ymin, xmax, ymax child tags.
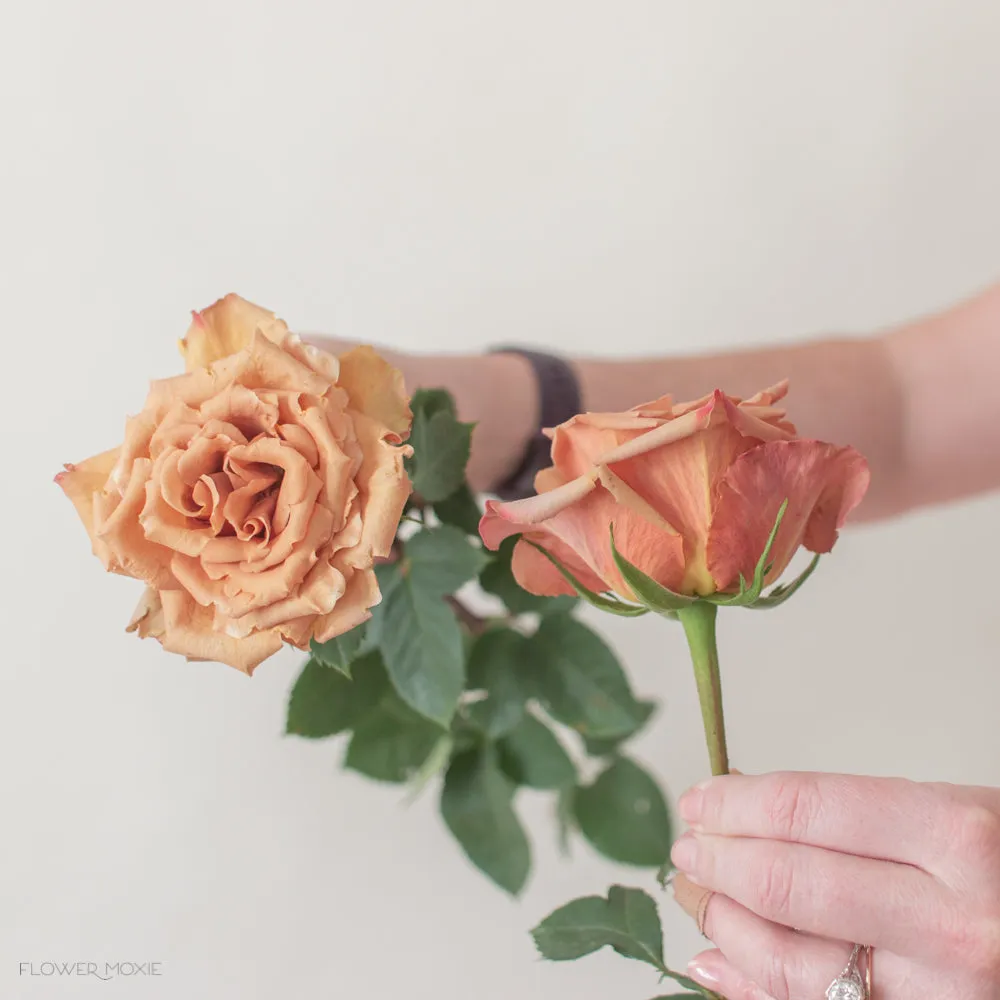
<box><xmin>865</xmin><ymin>944</ymin><xmax>874</xmax><ymax>998</ymax></box>
<box><xmin>696</xmin><ymin>890</ymin><xmax>715</xmax><ymax>938</ymax></box>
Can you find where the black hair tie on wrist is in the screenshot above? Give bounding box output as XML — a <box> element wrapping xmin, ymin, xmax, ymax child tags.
<box><xmin>490</xmin><ymin>348</ymin><xmax>582</xmax><ymax>501</ymax></box>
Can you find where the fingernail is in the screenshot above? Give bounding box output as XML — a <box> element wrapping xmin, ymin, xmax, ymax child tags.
<box><xmin>677</xmin><ymin>778</ymin><xmax>711</xmax><ymax>825</ymax></box>
<box><xmin>687</xmin><ymin>956</ymin><xmax>723</xmax><ymax>988</ymax></box>
<box><xmin>670</xmin><ymin>831</ymin><xmax>700</xmax><ymax>874</ymax></box>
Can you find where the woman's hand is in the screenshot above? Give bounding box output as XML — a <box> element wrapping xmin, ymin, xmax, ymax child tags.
<box><xmin>670</xmin><ymin>771</ymin><xmax>1000</xmax><ymax>999</ymax></box>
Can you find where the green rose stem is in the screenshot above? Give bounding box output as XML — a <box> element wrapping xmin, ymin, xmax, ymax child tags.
<box><xmin>677</xmin><ymin>602</ymin><xmax>729</xmax><ymax>776</ymax></box>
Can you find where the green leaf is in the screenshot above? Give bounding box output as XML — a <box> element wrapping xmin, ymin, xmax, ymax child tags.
<box><xmin>377</xmin><ymin>562</ymin><xmax>465</xmax><ymax>726</ymax></box>
<box><xmin>433</xmin><ymin>482</ymin><xmax>483</xmax><ymax>535</ymax></box>
<box><xmin>479</xmin><ymin>536</ymin><xmax>578</xmax><ymax>616</ymax></box>
<box><xmin>440</xmin><ymin>747</ymin><xmax>531</xmax><ymax>895</ymax></box>
<box><xmin>310</xmin><ymin>624</ymin><xmax>366</xmax><ymax>677</ymax></box>
<box><xmin>527</xmin><ymin>615</ymin><xmax>648</xmax><ymax>739</ymax></box>
<box><xmin>749</xmin><ymin>554</ymin><xmax>821</xmax><ymax>610</ymax></box>
<box><xmin>573</xmin><ymin>757</ymin><xmax>672</xmax><ymax>866</ymax></box>
<box><xmin>410</xmin><ymin>387</ymin><xmax>457</xmax><ymax>419</ymax></box>
<box><xmin>582</xmin><ymin>699</ymin><xmax>657</xmax><ymax>756</ymax></box>
<box><xmin>285</xmin><ymin>652</ymin><xmax>390</xmax><ymax>738</ymax></box>
<box><xmin>408</xmin><ymin>408</ymin><xmax>473</xmax><ymax>503</ymax></box>
<box><xmin>363</xmin><ymin>562</ymin><xmax>403</xmax><ymax>653</ymax></box>
<box><xmin>465</xmin><ymin>627</ymin><xmax>533</xmax><ymax>737</ymax></box>
<box><xmin>405</xmin><ymin>524</ymin><xmax>489</xmax><ymax>595</ymax></box>
<box><xmin>498</xmin><ymin>713</ymin><xmax>577</xmax><ymax>789</ymax></box>
<box><xmin>609</xmin><ymin>525</ymin><xmax>696</xmax><ymax>612</ymax></box>
<box><xmin>531</xmin><ymin>885</ymin><xmax>665</xmax><ymax>972</ymax></box>
<box><xmin>527</xmin><ymin>541</ymin><xmax>648</xmax><ymax>617</ymax></box>
<box><xmin>345</xmin><ymin>700</ymin><xmax>444</xmax><ymax>783</ymax></box>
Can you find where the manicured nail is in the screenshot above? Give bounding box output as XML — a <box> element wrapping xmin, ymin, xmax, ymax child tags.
<box><xmin>687</xmin><ymin>956</ymin><xmax>724</xmax><ymax>988</ymax></box>
<box><xmin>670</xmin><ymin>832</ymin><xmax>699</xmax><ymax>874</ymax></box>
<box><xmin>677</xmin><ymin>778</ymin><xmax>711</xmax><ymax>825</ymax></box>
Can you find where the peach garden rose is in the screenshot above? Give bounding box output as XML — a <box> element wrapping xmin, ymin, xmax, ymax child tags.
<box><xmin>57</xmin><ymin>295</ymin><xmax>412</xmax><ymax>674</ymax></box>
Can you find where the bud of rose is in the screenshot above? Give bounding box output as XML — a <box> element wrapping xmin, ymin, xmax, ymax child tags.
<box><xmin>479</xmin><ymin>383</ymin><xmax>869</xmax><ymax>603</ymax></box>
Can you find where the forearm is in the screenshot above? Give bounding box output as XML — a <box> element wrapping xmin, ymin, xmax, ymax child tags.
<box><xmin>575</xmin><ymin>336</ymin><xmax>907</xmax><ymax>520</ymax></box>
<box><xmin>374</xmin><ymin>338</ymin><xmax>909</xmax><ymax>518</ymax></box>
<box><xmin>307</xmin><ymin>281</ymin><xmax>1000</xmax><ymax>517</ymax></box>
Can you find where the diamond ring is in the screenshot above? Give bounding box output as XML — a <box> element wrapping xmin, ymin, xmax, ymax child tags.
<box><xmin>825</xmin><ymin>943</ymin><xmax>869</xmax><ymax>1000</ymax></box>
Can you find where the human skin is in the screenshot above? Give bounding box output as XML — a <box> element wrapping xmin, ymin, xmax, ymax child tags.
<box><xmin>670</xmin><ymin>772</ymin><xmax>1000</xmax><ymax>1000</ymax></box>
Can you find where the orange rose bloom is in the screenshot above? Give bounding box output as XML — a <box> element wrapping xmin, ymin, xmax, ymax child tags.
<box><xmin>58</xmin><ymin>294</ymin><xmax>412</xmax><ymax>674</ymax></box>
<box><xmin>480</xmin><ymin>382</ymin><xmax>869</xmax><ymax>600</ymax></box>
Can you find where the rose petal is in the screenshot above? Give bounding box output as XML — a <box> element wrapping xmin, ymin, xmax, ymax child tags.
<box><xmin>706</xmin><ymin>439</ymin><xmax>870</xmax><ymax>591</ymax></box>
<box><xmin>96</xmin><ymin>458</ymin><xmax>177</xmax><ymax>587</ymax></box>
<box><xmin>157</xmin><ymin>590</ymin><xmax>283</xmax><ymax>674</ymax></box>
<box><xmin>337</xmin><ymin>411</ymin><xmax>412</xmax><ymax>569</ymax></box>
<box><xmin>337</xmin><ymin>346</ymin><xmax>412</xmax><ymax>440</ymax></box>
<box><xmin>611</xmin><ymin>419</ymin><xmax>751</xmax><ymax>572</ymax></box>
<box><xmin>126</xmin><ymin>587</ymin><xmax>165</xmax><ymax>638</ymax></box>
<box><xmin>56</xmin><ymin>448</ymin><xmax>119</xmax><ymax>553</ymax></box>
<box><xmin>720</xmin><ymin>392</ymin><xmax>796</xmax><ymax>442</ymax></box>
<box><xmin>596</xmin><ymin>401</ymin><xmax>715</xmax><ymax>464</ymax></box>
<box><xmin>509</xmin><ymin>536</ymin><xmax>604</xmax><ymax>597</ymax></box>
<box><xmin>480</xmin><ymin>472</ymin><xmax>600</xmax><ymax>548</ymax></box>
<box><xmin>179</xmin><ymin>293</ymin><xmax>289</xmax><ymax>372</ymax></box>
<box><xmin>311</xmin><ymin>566</ymin><xmax>381</xmax><ymax>643</ymax></box>
<box><xmin>225</xmin><ymin>557</ymin><xmax>347</xmax><ymax>637</ymax></box>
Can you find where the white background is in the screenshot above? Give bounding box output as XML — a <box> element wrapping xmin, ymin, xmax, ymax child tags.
<box><xmin>3</xmin><ymin>2</ymin><xmax>1000</xmax><ymax>998</ymax></box>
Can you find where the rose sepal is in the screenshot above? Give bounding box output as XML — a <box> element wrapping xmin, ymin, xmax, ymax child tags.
<box><xmin>608</xmin><ymin>525</ymin><xmax>695</xmax><ymax>615</ymax></box>
<box><xmin>526</xmin><ymin>541</ymin><xmax>648</xmax><ymax>618</ymax></box>
<box><xmin>744</xmin><ymin>553</ymin><xmax>820</xmax><ymax>610</ymax></box>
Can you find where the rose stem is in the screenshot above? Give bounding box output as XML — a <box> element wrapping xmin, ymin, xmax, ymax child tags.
<box><xmin>677</xmin><ymin>602</ymin><xmax>729</xmax><ymax>776</ymax></box>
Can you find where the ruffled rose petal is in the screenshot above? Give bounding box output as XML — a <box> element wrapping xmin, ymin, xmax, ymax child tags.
<box><xmin>339</xmin><ymin>411</ymin><xmax>412</xmax><ymax>568</ymax></box>
<box><xmin>224</xmin><ymin>557</ymin><xmax>347</xmax><ymax>637</ymax></box>
<box><xmin>198</xmin><ymin>384</ymin><xmax>280</xmax><ymax>438</ymax></box>
<box><xmin>720</xmin><ymin>392</ymin><xmax>797</xmax><ymax>442</ymax></box>
<box><xmin>126</xmin><ymin>587</ymin><xmax>166</xmax><ymax>639</ymax></box>
<box><xmin>56</xmin><ymin>448</ymin><xmax>119</xmax><ymax>552</ymax></box>
<box><xmin>311</xmin><ymin>565</ymin><xmax>381</xmax><ymax>643</ymax></box>
<box><xmin>283</xmin><ymin>334</ymin><xmax>342</xmax><ymax>385</ymax></box>
<box><xmin>179</xmin><ymin>293</ymin><xmax>289</xmax><ymax>372</ymax></box>
<box><xmin>706</xmin><ymin>439</ymin><xmax>870</xmax><ymax>592</ymax></box>
<box><xmin>337</xmin><ymin>346</ymin><xmax>412</xmax><ymax>440</ymax></box>
<box><xmin>96</xmin><ymin>458</ymin><xmax>176</xmax><ymax>588</ymax></box>
<box><xmin>297</xmin><ymin>402</ymin><xmax>360</xmax><ymax>532</ymax></box>
<box><xmin>157</xmin><ymin>590</ymin><xmax>283</xmax><ymax>675</ymax></box>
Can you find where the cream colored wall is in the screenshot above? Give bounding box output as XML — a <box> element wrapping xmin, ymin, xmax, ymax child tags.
<box><xmin>4</xmin><ymin>2</ymin><xmax>999</xmax><ymax>997</ymax></box>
